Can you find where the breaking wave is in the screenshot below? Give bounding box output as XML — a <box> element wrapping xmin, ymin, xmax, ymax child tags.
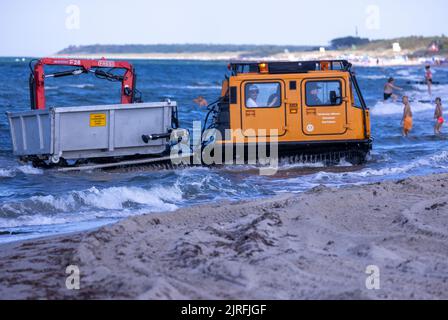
<box><xmin>159</xmin><ymin>84</ymin><xmax>222</xmax><ymax>90</ymax></box>
<box><xmin>0</xmin><ymin>165</ymin><xmax>43</xmax><ymax>178</ymax></box>
<box><xmin>45</xmin><ymin>84</ymin><xmax>95</xmax><ymax>90</ymax></box>
<box><xmin>0</xmin><ymin>168</ymin><xmax>15</xmax><ymax>178</ymax></box>
<box><xmin>359</xmin><ymin>75</ymin><xmax>386</xmax><ymax>80</ymax></box>
<box><xmin>370</xmin><ymin>100</ymin><xmax>434</xmax><ymax>116</ymax></box>
<box><xmin>0</xmin><ymin>184</ymin><xmax>182</xmax><ymax>228</ymax></box>
<box><xmin>312</xmin><ymin>151</ymin><xmax>448</xmax><ymax>181</ymax></box>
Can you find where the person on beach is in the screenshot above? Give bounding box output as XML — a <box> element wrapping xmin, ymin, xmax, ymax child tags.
<box><xmin>425</xmin><ymin>65</ymin><xmax>433</xmax><ymax>96</ymax></box>
<box><xmin>384</xmin><ymin>77</ymin><xmax>402</xmax><ymax>102</ymax></box>
<box><xmin>401</xmin><ymin>96</ymin><xmax>413</xmax><ymax>137</ymax></box>
<box><xmin>434</xmin><ymin>97</ymin><xmax>444</xmax><ymax>135</ymax></box>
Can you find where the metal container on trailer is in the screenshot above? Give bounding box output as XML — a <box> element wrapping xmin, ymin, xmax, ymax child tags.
<box><xmin>6</xmin><ymin>102</ymin><xmax>175</xmax><ymax>163</ymax></box>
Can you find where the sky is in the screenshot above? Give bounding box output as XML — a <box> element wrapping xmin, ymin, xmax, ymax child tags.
<box><xmin>0</xmin><ymin>0</ymin><xmax>447</xmax><ymax>56</ymax></box>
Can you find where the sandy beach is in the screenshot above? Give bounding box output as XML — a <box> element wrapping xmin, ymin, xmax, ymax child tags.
<box><xmin>0</xmin><ymin>173</ymin><xmax>447</xmax><ymax>300</ymax></box>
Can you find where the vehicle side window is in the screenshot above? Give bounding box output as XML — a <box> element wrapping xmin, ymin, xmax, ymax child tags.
<box><xmin>350</xmin><ymin>80</ymin><xmax>363</xmax><ymax>109</ymax></box>
<box><xmin>306</xmin><ymin>81</ymin><xmax>342</xmax><ymax>106</ymax></box>
<box><xmin>245</xmin><ymin>82</ymin><xmax>281</xmax><ymax>108</ymax></box>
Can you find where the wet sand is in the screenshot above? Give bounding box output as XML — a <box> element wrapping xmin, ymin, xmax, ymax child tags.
<box><xmin>1</xmin><ymin>173</ymin><xmax>447</xmax><ymax>299</ymax></box>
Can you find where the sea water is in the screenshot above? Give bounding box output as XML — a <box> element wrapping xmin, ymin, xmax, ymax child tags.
<box><xmin>1</xmin><ymin>59</ymin><xmax>447</xmax><ymax>243</ymax></box>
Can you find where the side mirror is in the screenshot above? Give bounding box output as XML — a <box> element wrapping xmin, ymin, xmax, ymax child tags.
<box><xmin>329</xmin><ymin>91</ymin><xmax>341</xmax><ymax>105</ymax></box>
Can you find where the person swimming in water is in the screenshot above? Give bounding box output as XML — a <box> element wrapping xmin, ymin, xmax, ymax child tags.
<box><xmin>384</xmin><ymin>77</ymin><xmax>402</xmax><ymax>102</ymax></box>
<box><xmin>401</xmin><ymin>96</ymin><xmax>413</xmax><ymax>137</ymax></box>
<box><xmin>193</xmin><ymin>95</ymin><xmax>208</xmax><ymax>107</ymax></box>
<box><xmin>425</xmin><ymin>65</ymin><xmax>433</xmax><ymax>96</ymax></box>
<box><xmin>434</xmin><ymin>97</ymin><xmax>444</xmax><ymax>135</ymax></box>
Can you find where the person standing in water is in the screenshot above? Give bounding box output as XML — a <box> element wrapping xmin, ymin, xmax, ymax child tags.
<box><xmin>425</xmin><ymin>65</ymin><xmax>433</xmax><ymax>96</ymax></box>
<box><xmin>401</xmin><ymin>96</ymin><xmax>413</xmax><ymax>137</ymax></box>
<box><xmin>434</xmin><ymin>97</ymin><xmax>444</xmax><ymax>135</ymax></box>
<box><xmin>384</xmin><ymin>77</ymin><xmax>402</xmax><ymax>102</ymax></box>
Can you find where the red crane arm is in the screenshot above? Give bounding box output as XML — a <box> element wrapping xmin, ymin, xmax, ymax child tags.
<box><xmin>30</xmin><ymin>58</ymin><xmax>137</xmax><ymax>110</ymax></box>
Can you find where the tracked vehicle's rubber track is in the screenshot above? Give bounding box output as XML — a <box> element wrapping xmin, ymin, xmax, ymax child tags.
<box><xmin>39</xmin><ymin>149</ymin><xmax>368</xmax><ymax>172</ymax></box>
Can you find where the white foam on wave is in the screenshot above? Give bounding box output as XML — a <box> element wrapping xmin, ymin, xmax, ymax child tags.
<box><xmin>429</xmin><ymin>150</ymin><xmax>448</xmax><ymax>164</ymax></box>
<box><xmin>186</xmin><ymin>85</ymin><xmax>221</xmax><ymax>90</ymax></box>
<box><xmin>337</xmin><ymin>158</ymin><xmax>355</xmax><ymax>167</ymax></box>
<box><xmin>273</xmin><ymin>150</ymin><xmax>448</xmax><ymax>193</ymax></box>
<box><xmin>412</xmin><ymin>83</ymin><xmax>448</xmax><ymax>96</ymax></box>
<box><xmin>0</xmin><ymin>184</ymin><xmax>183</xmax><ymax>228</ymax></box>
<box><xmin>67</xmin><ymin>84</ymin><xmax>95</xmax><ymax>89</ymax></box>
<box><xmin>395</xmin><ymin>69</ymin><xmax>412</xmax><ymax>77</ymax></box>
<box><xmin>0</xmin><ymin>214</ymin><xmax>76</xmax><ymax>229</ymax></box>
<box><xmin>92</xmin><ymin>185</ymin><xmax>181</xmax><ymax>210</ymax></box>
<box><xmin>176</xmin><ymin>167</ymin><xmax>244</xmax><ymax>196</ymax></box>
<box><xmin>44</xmin><ymin>86</ymin><xmax>59</xmax><ymax>90</ymax></box>
<box><xmin>0</xmin><ymin>168</ymin><xmax>15</xmax><ymax>178</ymax></box>
<box><xmin>309</xmin><ymin>150</ymin><xmax>448</xmax><ymax>183</ymax></box>
<box><xmin>0</xmin><ymin>165</ymin><xmax>43</xmax><ymax>178</ymax></box>
<box><xmin>44</xmin><ymin>84</ymin><xmax>95</xmax><ymax>90</ymax></box>
<box><xmin>44</xmin><ymin>184</ymin><xmax>181</xmax><ymax>211</ymax></box>
<box><xmin>393</xmin><ymin>69</ymin><xmax>423</xmax><ymax>82</ymax></box>
<box><xmin>359</xmin><ymin>75</ymin><xmax>386</xmax><ymax>80</ymax></box>
<box><xmin>159</xmin><ymin>84</ymin><xmax>221</xmax><ymax>90</ymax></box>
<box><xmin>17</xmin><ymin>165</ymin><xmax>43</xmax><ymax>175</ymax></box>
<box><xmin>370</xmin><ymin>100</ymin><xmax>434</xmax><ymax>116</ymax></box>
<box><xmin>278</xmin><ymin>159</ymin><xmax>327</xmax><ymax>169</ymax></box>
<box><xmin>277</xmin><ymin>159</ymin><xmax>353</xmax><ymax>170</ymax></box>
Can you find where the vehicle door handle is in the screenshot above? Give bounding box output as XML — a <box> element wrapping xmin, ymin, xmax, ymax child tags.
<box><xmin>246</xmin><ymin>110</ymin><xmax>256</xmax><ymax>117</ymax></box>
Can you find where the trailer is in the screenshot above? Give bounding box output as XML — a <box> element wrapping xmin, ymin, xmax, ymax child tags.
<box><xmin>7</xmin><ymin>102</ymin><xmax>177</xmax><ymax>166</ymax></box>
<box><xmin>6</xmin><ymin>57</ymin><xmax>184</xmax><ymax>169</ymax></box>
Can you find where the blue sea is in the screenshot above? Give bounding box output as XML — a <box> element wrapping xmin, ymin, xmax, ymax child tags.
<box><xmin>1</xmin><ymin>58</ymin><xmax>447</xmax><ymax>243</ymax></box>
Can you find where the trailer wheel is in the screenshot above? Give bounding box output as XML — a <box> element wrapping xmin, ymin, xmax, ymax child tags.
<box><xmin>50</xmin><ymin>155</ymin><xmax>60</xmax><ymax>164</ymax></box>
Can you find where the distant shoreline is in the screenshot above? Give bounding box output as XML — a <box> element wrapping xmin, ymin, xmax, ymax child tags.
<box><xmin>2</xmin><ymin>52</ymin><xmax>444</xmax><ymax>68</ymax></box>
<box><xmin>52</xmin><ymin>36</ymin><xmax>448</xmax><ymax>67</ymax></box>
<box><xmin>51</xmin><ymin>51</ymin><xmax>428</xmax><ymax>67</ymax></box>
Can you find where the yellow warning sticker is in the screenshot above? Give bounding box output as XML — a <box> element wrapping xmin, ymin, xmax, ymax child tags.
<box><xmin>90</xmin><ymin>113</ymin><xmax>107</xmax><ymax>127</ymax></box>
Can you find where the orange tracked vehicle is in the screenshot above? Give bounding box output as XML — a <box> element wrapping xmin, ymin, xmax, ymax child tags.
<box><xmin>204</xmin><ymin>60</ymin><xmax>372</xmax><ymax>164</ymax></box>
